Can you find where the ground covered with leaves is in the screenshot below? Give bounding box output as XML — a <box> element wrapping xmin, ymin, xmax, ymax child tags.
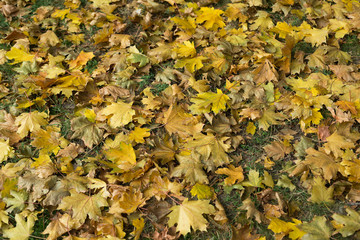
<box><xmin>0</xmin><ymin>0</ymin><xmax>360</xmax><ymax>239</ymax></box>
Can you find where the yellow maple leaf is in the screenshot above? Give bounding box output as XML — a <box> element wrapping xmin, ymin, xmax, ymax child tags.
<box><xmin>185</xmin><ymin>133</ymin><xmax>230</xmax><ymax>171</ymax></box>
<box><xmin>246</xmin><ymin>122</ymin><xmax>256</xmax><ymax>135</ymax></box>
<box><xmin>129</xmin><ymin>127</ymin><xmax>150</xmax><ymax>143</ymax></box>
<box><xmin>65</xmin><ymin>34</ymin><xmax>85</xmax><ymax>45</ymax></box>
<box><xmin>172</xmin><ymin>151</ymin><xmax>209</xmax><ymax>185</ymax></box>
<box><xmin>58</xmin><ymin>189</ymin><xmax>108</xmax><ymax>223</ymax></box>
<box><xmin>190</xmin><ymin>89</ymin><xmax>229</xmax><ymax>115</ymax></box>
<box><xmin>215</xmin><ymin>164</ymin><xmax>244</xmax><ymax>185</ymax></box>
<box><xmin>51</xmin><ymin>8</ymin><xmax>70</xmax><ymax>19</ymax></box>
<box><xmin>131</xmin><ymin>217</ymin><xmax>145</xmax><ymax>240</ymax></box>
<box><xmin>303</xmin><ymin>27</ymin><xmax>329</xmax><ymax>47</ymax></box>
<box><xmin>174</xmin><ymin>41</ymin><xmax>196</xmax><ymax>58</ymax></box>
<box><xmin>15</xmin><ymin>111</ymin><xmax>48</xmax><ymax>139</ymax></box>
<box><xmin>31</xmin><ymin>152</ymin><xmax>52</xmax><ymax>168</ymax></box>
<box><xmin>71</xmin><ymin>116</ymin><xmax>103</xmax><ymax>148</ymax></box>
<box><xmin>40</xmin><ymin>64</ymin><xmax>66</xmax><ymax>79</ymax></box>
<box><xmin>324</xmin><ymin>131</ymin><xmax>355</xmax><ymax>158</ymax></box>
<box><xmin>301</xmin><ymin>108</ymin><xmax>323</xmax><ymax>130</ymax></box>
<box><xmin>68</xmin><ymin>51</ymin><xmax>95</xmax><ymax>70</ymax></box>
<box><xmin>39</xmin><ymin>30</ymin><xmax>60</xmax><ymax>47</ymax></box>
<box><xmin>190</xmin><ymin>183</ymin><xmax>214</xmax><ymax>200</ymax></box>
<box><xmin>104</xmin><ymin>142</ymin><xmax>136</xmax><ymax>170</ymax></box>
<box><xmin>306</xmin><ymin>47</ymin><xmax>327</xmax><ymax>69</ymax></box>
<box><xmin>271</xmin><ymin>22</ymin><xmax>293</xmax><ymax>38</ymax></box>
<box><xmin>109</xmin><ymin>187</ymin><xmax>145</xmax><ymax>214</ymax></box>
<box><xmin>242</xmin><ymin>169</ymin><xmax>264</xmax><ymax>188</ymax></box>
<box><xmin>6</xmin><ymin>46</ymin><xmax>36</xmax><ymax>64</ymax></box>
<box><xmin>268</xmin><ymin>217</ymin><xmax>305</xmax><ymax>240</ymax></box>
<box><xmin>0</xmin><ymin>205</ymin><xmax>8</xmax><ymax>228</ymax></box>
<box><xmin>332</xmin><ymin>208</ymin><xmax>360</xmax><ymax>237</ymax></box>
<box><xmin>167</xmin><ymin>198</ymin><xmax>216</xmax><ymax>235</ymax></box>
<box><xmin>341</xmin><ymin>159</ymin><xmax>360</xmax><ymax>182</ymax></box>
<box><xmin>250</xmin><ymin>11</ymin><xmax>274</xmax><ymax>31</ymax></box>
<box><xmin>53</xmin><ymin>71</ymin><xmax>91</xmax><ymax>97</ymax></box>
<box><xmin>0</xmin><ymin>139</ymin><xmax>13</xmax><ymax>163</ymax></box>
<box><xmin>171</xmin><ymin>16</ymin><xmax>197</xmax><ymax>35</ymax></box>
<box><xmin>174</xmin><ymin>56</ymin><xmax>207</xmax><ymax>73</ymax></box>
<box><xmin>195</xmin><ymin>7</ymin><xmax>225</xmax><ymax>30</ymax></box>
<box><xmin>303</xmin><ymin>148</ymin><xmax>340</xmax><ymax>181</ymax></box>
<box><xmin>31</xmin><ymin>126</ymin><xmax>63</xmax><ymax>154</ymax></box>
<box><xmin>329</xmin><ymin>19</ymin><xmax>350</xmax><ymax>39</ymax></box>
<box><xmin>3</xmin><ymin>214</ymin><xmax>35</xmax><ymax>240</ymax></box>
<box><xmin>258</xmin><ymin>106</ymin><xmax>285</xmax><ymax>131</ymax></box>
<box><xmin>159</xmin><ymin>104</ymin><xmax>203</xmax><ymax>138</ymax></box>
<box><xmin>91</xmin><ymin>0</ymin><xmax>113</xmax><ymax>8</ymax></box>
<box><xmin>100</xmin><ymin>101</ymin><xmax>135</xmax><ymax>128</ymax></box>
<box><xmin>42</xmin><ymin>213</ymin><xmax>79</xmax><ymax>240</ymax></box>
<box><xmin>310</xmin><ymin>177</ymin><xmax>334</xmax><ymax>204</ymax></box>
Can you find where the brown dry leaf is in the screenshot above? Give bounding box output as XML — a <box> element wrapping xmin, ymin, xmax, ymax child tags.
<box><xmin>158</xmin><ymin>104</ymin><xmax>203</xmax><ymax>138</ymax></box>
<box><xmin>329</xmin><ymin>65</ymin><xmax>355</xmax><ymax>81</ymax></box>
<box><xmin>232</xmin><ymin>224</ymin><xmax>260</xmax><ymax>240</ymax></box>
<box><xmin>185</xmin><ymin>132</ymin><xmax>231</xmax><ymax>171</ymax></box>
<box><xmin>239</xmin><ymin>198</ymin><xmax>263</xmax><ymax>223</ymax></box>
<box><xmin>214</xmin><ymin>199</ymin><xmax>228</xmax><ymax>224</ymax></box>
<box><xmin>303</xmin><ymin>148</ymin><xmax>340</xmax><ymax>182</ymax></box>
<box><xmin>99</xmin><ymin>85</ymin><xmax>130</xmax><ymax>100</ymax></box>
<box><xmin>0</xmin><ymin>112</ymin><xmax>21</xmax><ymax>145</ymax></box>
<box><xmin>109</xmin><ymin>34</ymin><xmax>132</xmax><ymax>48</ymax></box>
<box><xmin>263</xmin><ymin>141</ymin><xmax>293</xmax><ymax>161</ymax></box>
<box><xmin>152</xmin><ymin>227</ymin><xmax>179</xmax><ymax>240</ymax></box>
<box><xmin>335</xmin><ymin>101</ymin><xmax>357</xmax><ymax>115</ymax></box>
<box><xmin>252</xmin><ymin>59</ymin><xmax>278</xmax><ymax>85</ymax></box>
<box><xmin>171</xmin><ymin>151</ymin><xmax>209</xmax><ymax>185</ymax></box>
<box><xmin>263</xmin><ymin>204</ymin><xmax>284</xmax><ymax>218</ymax></box>
<box><xmin>318</xmin><ymin>125</ymin><xmax>331</xmax><ymax>142</ymax></box>
<box><xmin>109</xmin><ymin>188</ymin><xmax>145</xmax><ymax>215</ymax></box>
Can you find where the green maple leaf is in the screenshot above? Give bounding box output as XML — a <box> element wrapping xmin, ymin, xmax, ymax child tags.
<box><xmin>71</xmin><ymin>116</ymin><xmax>103</xmax><ymax>148</ymax></box>
<box><xmin>3</xmin><ymin>190</ymin><xmax>28</xmax><ymax>212</ymax></box>
<box><xmin>299</xmin><ymin>216</ymin><xmax>332</xmax><ymax>240</ymax></box>
<box><xmin>3</xmin><ymin>214</ymin><xmax>35</xmax><ymax>240</ymax></box>
<box><xmin>127</xmin><ymin>46</ymin><xmax>149</xmax><ymax>67</ymax></box>
<box><xmin>332</xmin><ymin>208</ymin><xmax>360</xmax><ymax>237</ymax></box>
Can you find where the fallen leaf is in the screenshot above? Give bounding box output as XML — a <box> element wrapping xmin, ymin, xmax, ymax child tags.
<box><xmin>167</xmin><ymin>198</ymin><xmax>216</xmax><ymax>235</ymax></box>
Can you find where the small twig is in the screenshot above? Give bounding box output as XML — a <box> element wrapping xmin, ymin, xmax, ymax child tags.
<box><xmin>29</xmin><ymin>235</ymin><xmax>46</xmax><ymax>240</ymax></box>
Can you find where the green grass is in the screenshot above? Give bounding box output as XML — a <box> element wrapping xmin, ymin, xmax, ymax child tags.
<box><xmin>48</xmin><ymin>96</ymin><xmax>74</xmax><ymax>138</ymax></box>
<box><xmin>292</xmin><ymin>41</ymin><xmax>316</xmax><ymax>56</ymax></box>
<box><xmin>0</xmin><ymin>63</ymin><xmax>16</xmax><ymax>84</ymax></box>
<box><xmin>30</xmin><ymin>0</ymin><xmax>64</xmax><ymax>12</ymax></box>
<box><xmin>85</xmin><ymin>59</ymin><xmax>98</xmax><ymax>74</ymax></box>
<box><xmin>151</xmin><ymin>83</ymin><xmax>169</xmax><ymax>96</ymax></box>
<box><xmin>30</xmin><ymin>210</ymin><xmax>51</xmax><ymax>240</ymax></box>
<box><xmin>240</xmin><ymin>128</ymin><xmax>274</xmax><ymax>171</ymax></box>
<box><xmin>216</xmin><ymin>188</ymin><xmax>243</xmax><ymax>223</ymax></box>
<box><xmin>341</xmin><ymin>34</ymin><xmax>360</xmax><ymax>62</ymax></box>
<box><xmin>0</xmin><ymin>13</ymin><xmax>9</xmax><ymax>32</ymax></box>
